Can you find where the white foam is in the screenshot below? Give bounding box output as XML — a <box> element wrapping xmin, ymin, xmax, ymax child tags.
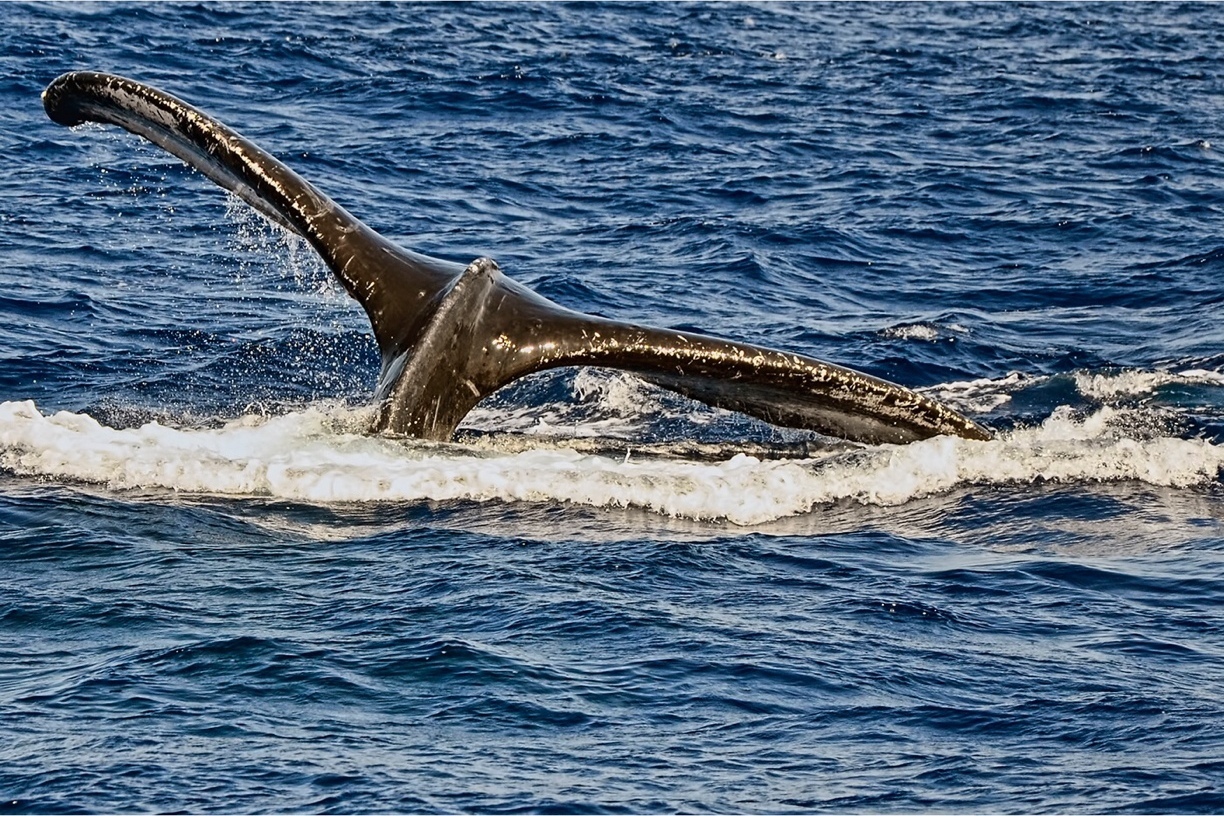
<box><xmin>881</xmin><ymin>323</ymin><xmax>941</xmax><ymax>342</ymax></box>
<box><xmin>460</xmin><ymin>371</ymin><xmax>666</xmax><ymax>439</ymax></box>
<box><xmin>1</xmin><ymin>399</ymin><xmax>1219</xmax><ymax>526</ymax></box>
<box><xmin>880</xmin><ymin>322</ymin><xmax>969</xmax><ymax>342</ymax></box>
<box><xmin>1074</xmin><ymin>368</ymin><xmax>1224</xmax><ymax>400</ymax></box>
<box><xmin>921</xmin><ymin>368</ymin><xmax>1224</xmax><ymax>414</ymax></box>
<box><xmin>920</xmin><ymin>372</ymin><xmax>1032</xmax><ymax>413</ymax></box>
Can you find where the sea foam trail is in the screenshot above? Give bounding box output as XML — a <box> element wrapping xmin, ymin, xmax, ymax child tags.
<box><xmin>923</xmin><ymin>368</ymin><xmax>1224</xmax><ymax>413</ymax></box>
<box><xmin>1</xmin><ymin>400</ymin><xmax>1220</xmax><ymax>525</ymax></box>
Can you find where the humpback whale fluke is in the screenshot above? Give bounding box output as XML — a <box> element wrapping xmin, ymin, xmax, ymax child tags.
<box><xmin>42</xmin><ymin>70</ymin><xmax>992</xmax><ymax>445</ymax></box>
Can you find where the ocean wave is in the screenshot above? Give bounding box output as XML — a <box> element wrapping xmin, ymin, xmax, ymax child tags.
<box><xmin>1</xmin><ymin>397</ymin><xmax>1218</xmax><ymax>526</ymax></box>
<box><xmin>923</xmin><ymin>368</ymin><xmax>1224</xmax><ymax>413</ymax></box>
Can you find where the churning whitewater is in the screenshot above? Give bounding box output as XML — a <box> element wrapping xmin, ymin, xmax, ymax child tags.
<box><xmin>2</xmin><ymin>369</ymin><xmax>1220</xmax><ymax>525</ymax></box>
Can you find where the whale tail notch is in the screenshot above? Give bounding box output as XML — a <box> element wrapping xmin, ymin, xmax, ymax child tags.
<box><xmin>42</xmin><ymin>70</ymin><xmax>992</xmax><ymax>446</ymax></box>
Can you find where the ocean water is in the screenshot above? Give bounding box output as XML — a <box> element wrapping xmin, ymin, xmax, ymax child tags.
<box><xmin>3</xmin><ymin>2</ymin><xmax>1224</xmax><ymax>812</ymax></box>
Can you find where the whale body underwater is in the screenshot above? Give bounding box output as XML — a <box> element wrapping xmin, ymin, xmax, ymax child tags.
<box><xmin>42</xmin><ymin>71</ymin><xmax>991</xmax><ymax>446</ymax></box>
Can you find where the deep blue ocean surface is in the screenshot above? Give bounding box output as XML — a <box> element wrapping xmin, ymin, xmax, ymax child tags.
<box><xmin>2</xmin><ymin>2</ymin><xmax>1224</xmax><ymax>812</ymax></box>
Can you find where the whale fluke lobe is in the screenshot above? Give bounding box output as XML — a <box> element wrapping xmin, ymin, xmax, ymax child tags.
<box><xmin>43</xmin><ymin>70</ymin><xmax>992</xmax><ymax>445</ymax></box>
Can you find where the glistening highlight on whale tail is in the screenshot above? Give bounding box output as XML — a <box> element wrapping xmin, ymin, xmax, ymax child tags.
<box><xmin>41</xmin><ymin>70</ymin><xmax>991</xmax><ymax>445</ymax></box>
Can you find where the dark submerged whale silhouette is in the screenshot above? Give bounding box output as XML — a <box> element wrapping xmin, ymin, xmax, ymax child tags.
<box><xmin>42</xmin><ymin>71</ymin><xmax>991</xmax><ymax>445</ymax></box>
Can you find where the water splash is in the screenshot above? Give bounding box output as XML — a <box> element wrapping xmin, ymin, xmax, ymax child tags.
<box><xmin>1</xmin><ymin>398</ymin><xmax>1218</xmax><ymax>526</ymax></box>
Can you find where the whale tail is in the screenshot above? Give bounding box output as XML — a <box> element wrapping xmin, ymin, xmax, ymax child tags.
<box><xmin>42</xmin><ymin>71</ymin><xmax>991</xmax><ymax>445</ymax></box>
